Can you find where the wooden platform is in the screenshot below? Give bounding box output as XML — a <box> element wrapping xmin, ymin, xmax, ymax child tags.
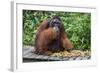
<box><xmin>23</xmin><ymin>46</ymin><xmax>91</xmax><ymax>62</ymax></box>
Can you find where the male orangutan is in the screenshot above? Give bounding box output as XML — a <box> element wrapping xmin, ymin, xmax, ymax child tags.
<box><xmin>34</xmin><ymin>16</ymin><xmax>73</xmax><ymax>55</ymax></box>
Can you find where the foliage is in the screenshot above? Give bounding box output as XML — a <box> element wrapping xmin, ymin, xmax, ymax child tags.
<box><xmin>23</xmin><ymin>10</ymin><xmax>91</xmax><ymax>51</ymax></box>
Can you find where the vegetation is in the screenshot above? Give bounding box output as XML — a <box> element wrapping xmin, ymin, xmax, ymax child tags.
<box><xmin>23</xmin><ymin>10</ymin><xmax>91</xmax><ymax>51</ymax></box>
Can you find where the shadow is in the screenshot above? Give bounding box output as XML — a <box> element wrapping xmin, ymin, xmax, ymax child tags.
<box><xmin>7</xmin><ymin>68</ymin><xmax>13</xmax><ymax>72</ymax></box>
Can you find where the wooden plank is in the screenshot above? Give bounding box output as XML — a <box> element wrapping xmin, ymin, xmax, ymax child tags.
<box><xmin>47</xmin><ymin>56</ymin><xmax>56</xmax><ymax>60</ymax></box>
<box><xmin>75</xmin><ymin>57</ymin><xmax>82</xmax><ymax>60</ymax></box>
<box><xmin>63</xmin><ymin>57</ymin><xmax>70</xmax><ymax>61</ymax></box>
<box><xmin>48</xmin><ymin>56</ymin><xmax>62</xmax><ymax>61</ymax></box>
<box><xmin>68</xmin><ymin>57</ymin><xmax>76</xmax><ymax>61</ymax></box>
<box><xmin>35</xmin><ymin>55</ymin><xmax>45</xmax><ymax>59</ymax></box>
<box><xmin>23</xmin><ymin>48</ymin><xmax>32</xmax><ymax>56</ymax></box>
<box><xmin>23</xmin><ymin>46</ymin><xmax>91</xmax><ymax>62</ymax></box>
<box><xmin>88</xmin><ymin>56</ymin><xmax>91</xmax><ymax>59</ymax></box>
<box><xmin>26</xmin><ymin>53</ymin><xmax>38</xmax><ymax>58</ymax></box>
<box><xmin>42</xmin><ymin>56</ymin><xmax>50</xmax><ymax>60</ymax></box>
<box><xmin>23</xmin><ymin>52</ymin><xmax>33</xmax><ymax>58</ymax></box>
<box><xmin>82</xmin><ymin>56</ymin><xmax>91</xmax><ymax>60</ymax></box>
<box><xmin>23</xmin><ymin>46</ymin><xmax>35</xmax><ymax>56</ymax></box>
<box><xmin>55</xmin><ymin>57</ymin><xmax>63</xmax><ymax>61</ymax></box>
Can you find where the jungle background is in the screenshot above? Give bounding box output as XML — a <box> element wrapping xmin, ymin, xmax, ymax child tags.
<box><xmin>23</xmin><ymin>10</ymin><xmax>91</xmax><ymax>51</ymax></box>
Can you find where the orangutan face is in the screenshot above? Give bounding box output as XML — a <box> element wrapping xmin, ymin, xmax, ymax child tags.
<box><xmin>49</xmin><ymin>16</ymin><xmax>62</xmax><ymax>34</ymax></box>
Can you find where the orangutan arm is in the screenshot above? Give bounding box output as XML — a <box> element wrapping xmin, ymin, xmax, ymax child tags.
<box><xmin>61</xmin><ymin>32</ymin><xmax>73</xmax><ymax>50</ymax></box>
